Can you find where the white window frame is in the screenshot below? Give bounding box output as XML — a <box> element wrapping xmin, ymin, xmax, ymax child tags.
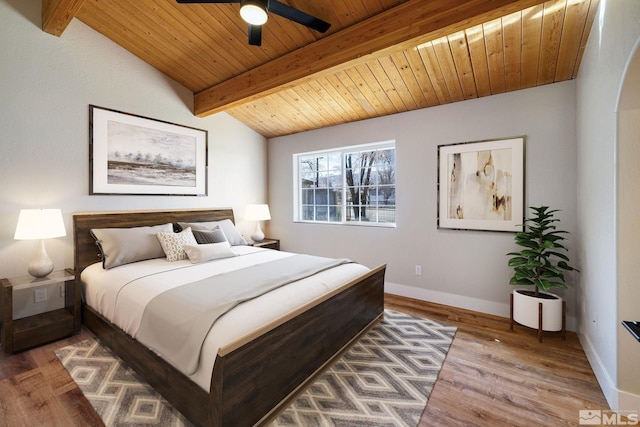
<box><xmin>293</xmin><ymin>140</ymin><xmax>396</xmax><ymax>227</ymax></box>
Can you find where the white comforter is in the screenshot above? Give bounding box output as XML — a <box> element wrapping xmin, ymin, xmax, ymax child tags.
<box><xmin>81</xmin><ymin>246</ymin><xmax>370</xmax><ymax>391</ymax></box>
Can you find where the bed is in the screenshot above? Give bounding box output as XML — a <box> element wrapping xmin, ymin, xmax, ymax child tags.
<box><xmin>73</xmin><ymin>208</ymin><xmax>386</xmax><ymax>426</ymax></box>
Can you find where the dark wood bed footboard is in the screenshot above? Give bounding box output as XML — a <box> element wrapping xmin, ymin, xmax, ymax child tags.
<box><xmin>213</xmin><ymin>264</ymin><xmax>385</xmax><ymax>426</ymax></box>
<box><xmin>73</xmin><ymin>209</ymin><xmax>386</xmax><ymax>427</ymax></box>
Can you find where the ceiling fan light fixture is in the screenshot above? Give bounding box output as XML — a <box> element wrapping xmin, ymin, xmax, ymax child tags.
<box><xmin>240</xmin><ymin>1</ymin><xmax>268</xmax><ymax>26</ymax></box>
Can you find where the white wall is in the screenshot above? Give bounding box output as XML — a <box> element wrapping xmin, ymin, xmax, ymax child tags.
<box><xmin>269</xmin><ymin>81</ymin><xmax>578</xmax><ymax>325</ymax></box>
<box><xmin>576</xmin><ymin>0</ymin><xmax>640</xmax><ymax>412</ymax></box>
<box><xmin>0</xmin><ymin>1</ymin><xmax>267</xmax><ymax>284</ymax></box>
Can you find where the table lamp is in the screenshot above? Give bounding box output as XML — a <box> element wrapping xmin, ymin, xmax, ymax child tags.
<box><xmin>14</xmin><ymin>209</ymin><xmax>67</xmax><ymax>278</ymax></box>
<box><xmin>245</xmin><ymin>204</ymin><xmax>271</xmax><ymax>242</ymax></box>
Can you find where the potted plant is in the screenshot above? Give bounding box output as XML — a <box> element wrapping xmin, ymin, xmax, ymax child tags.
<box><xmin>507</xmin><ymin>206</ymin><xmax>579</xmax><ymax>335</ymax></box>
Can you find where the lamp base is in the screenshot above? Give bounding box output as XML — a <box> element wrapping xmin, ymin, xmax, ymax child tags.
<box><xmin>28</xmin><ymin>239</ymin><xmax>54</xmax><ymax>278</ymax></box>
<box><xmin>251</xmin><ymin>222</ymin><xmax>265</xmax><ymax>242</ymax></box>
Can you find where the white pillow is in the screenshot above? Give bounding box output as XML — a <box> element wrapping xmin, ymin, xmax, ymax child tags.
<box><xmin>177</xmin><ymin>219</ymin><xmax>247</xmax><ymax>246</ymax></box>
<box><xmin>183</xmin><ymin>242</ymin><xmax>236</xmax><ymax>263</ymax></box>
<box><xmin>91</xmin><ymin>223</ymin><xmax>173</xmax><ymax>269</ymax></box>
<box><xmin>157</xmin><ymin>227</ymin><xmax>198</xmax><ymax>262</ymax></box>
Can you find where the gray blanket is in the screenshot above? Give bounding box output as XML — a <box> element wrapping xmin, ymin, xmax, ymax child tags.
<box><xmin>136</xmin><ymin>254</ymin><xmax>352</xmax><ymax>375</ymax></box>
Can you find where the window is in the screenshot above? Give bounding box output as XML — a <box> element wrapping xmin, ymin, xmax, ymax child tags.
<box><xmin>294</xmin><ymin>141</ymin><xmax>396</xmax><ymax>226</ymax></box>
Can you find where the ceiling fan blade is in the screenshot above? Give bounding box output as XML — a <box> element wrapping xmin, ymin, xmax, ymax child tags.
<box><xmin>176</xmin><ymin>0</ymin><xmax>239</xmax><ymax>3</ymax></box>
<box><xmin>248</xmin><ymin>24</ymin><xmax>262</xmax><ymax>46</ymax></box>
<box><xmin>268</xmin><ymin>0</ymin><xmax>330</xmax><ymax>33</ymax></box>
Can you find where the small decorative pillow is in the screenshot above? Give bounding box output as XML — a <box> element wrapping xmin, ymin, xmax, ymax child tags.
<box><xmin>157</xmin><ymin>227</ymin><xmax>198</xmax><ymax>262</ymax></box>
<box><xmin>192</xmin><ymin>226</ymin><xmax>228</xmax><ymax>244</ymax></box>
<box><xmin>183</xmin><ymin>241</ymin><xmax>236</xmax><ymax>263</ymax></box>
<box><xmin>177</xmin><ymin>219</ymin><xmax>247</xmax><ymax>246</ymax></box>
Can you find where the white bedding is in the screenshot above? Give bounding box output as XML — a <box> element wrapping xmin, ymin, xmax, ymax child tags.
<box><xmin>81</xmin><ymin>245</ymin><xmax>370</xmax><ymax>392</ymax></box>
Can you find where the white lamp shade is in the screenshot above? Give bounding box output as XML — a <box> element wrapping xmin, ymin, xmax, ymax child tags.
<box><xmin>14</xmin><ymin>209</ymin><xmax>66</xmax><ymax>240</ymax></box>
<box><xmin>245</xmin><ymin>204</ymin><xmax>271</xmax><ymax>221</ymax></box>
<box><xmin>240</xmin><ymin>2</ymin><xmax>268</xmax><ymax>25</ymax></box>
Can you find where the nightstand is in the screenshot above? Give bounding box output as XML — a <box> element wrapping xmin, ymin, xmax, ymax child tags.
<box><xmin>1</xmin><ymin>269</ymin><xmax>80</xmax><ymax>353</ymax></box>
<box><xmin>250</xmin><ymin>238</ymin><xmax>280</xmax><ymax>250</ymax></box>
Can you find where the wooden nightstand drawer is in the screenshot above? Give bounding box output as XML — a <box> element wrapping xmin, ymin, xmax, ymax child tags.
<box><xmin>12</xmin><ymin>308</ymin><xmax>75</xmax><ymax>352</ymax></box>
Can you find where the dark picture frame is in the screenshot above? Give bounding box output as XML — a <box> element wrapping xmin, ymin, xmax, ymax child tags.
<box><xmin>89</xmin><ymin>105</ymin><xmax>208</xmax><ymax>196</ymax></box>
<box><xmin>438</xmin><ymin>136</ymin><xmax>525</xmax><ymax>232</ymax></box>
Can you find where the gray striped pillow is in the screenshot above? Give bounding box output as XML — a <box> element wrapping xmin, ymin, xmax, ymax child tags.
<box><xmin>192</xmin><ymin>227</ymin><xmax>228</xmax><ymax>244</ymax></box>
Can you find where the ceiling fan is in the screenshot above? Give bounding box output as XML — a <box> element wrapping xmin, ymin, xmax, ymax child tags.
<box><xmin>176</xmin><ymin>0</ymin><xmax>331</xmax><ymax>46</ymax></box>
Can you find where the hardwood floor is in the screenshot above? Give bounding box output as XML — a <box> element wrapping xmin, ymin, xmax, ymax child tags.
<box><xmin>0</xmin><ymin>295</ymin><xmax>609</xmax><ymax>426</ymax></box>
<box><xmin>385</xmin><ymin>294</ymin><xmax>610</xmax><ymax>427</ymax></box>
<box><xmin>0</xmin><ymin>329</ymin><xmax>101</xmax><ymax>426</ymax></box>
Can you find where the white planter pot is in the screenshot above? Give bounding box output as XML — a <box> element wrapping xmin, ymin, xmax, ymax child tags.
<box><xmin>512</xmin><ymin>289</ymin><xmax>563</xmax><ymax>332</ymax></box>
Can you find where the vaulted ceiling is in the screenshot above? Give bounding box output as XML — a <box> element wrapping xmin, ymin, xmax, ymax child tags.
<box><xmin>43</xmin><ymin>0</ymin><xmax>599</xmax><ymax>138</ymax></box>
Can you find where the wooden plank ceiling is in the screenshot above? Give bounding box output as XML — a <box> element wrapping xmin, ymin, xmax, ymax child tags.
<box><xmin>43</xmin><ymin>0</ymin><xmax>599</xmax><ymax>138</ymax></box>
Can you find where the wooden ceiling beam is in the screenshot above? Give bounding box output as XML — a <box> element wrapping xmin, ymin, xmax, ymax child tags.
<box><xmin>194</xmin><ymin>0</ymin><xmax>547</xmax><ymax>117</ymax></box>
<box><xmin>42</xmin><ymin>0</ymin><xmax>86</xmax><ymax>36</ymax></box>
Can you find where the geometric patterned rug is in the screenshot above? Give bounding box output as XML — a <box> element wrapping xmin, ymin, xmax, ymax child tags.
<box><xmin>55</xmin><ymin>339</ymin><xmax>191</xmax><ymax>427</ymax></box>
<box><xmin>270</xmin><ymin>310</ymin><xmax>457</xmax><ymax>426</ymax></box>
<box><xmin>55</xmin><ymin>310</ymin><xmax>456</xmax><ymax>427</ymax></box>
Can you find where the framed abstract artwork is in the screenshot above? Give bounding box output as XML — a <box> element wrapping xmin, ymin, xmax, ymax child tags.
<box><xmin>437</xmin><ymin>136</ymin><xmax>525</xmax><ymax>232</ymax></box>
<box><xmin>89</xmin><ymin>105</ymin><xmax>208</xmax><ymax>196</ymax></box>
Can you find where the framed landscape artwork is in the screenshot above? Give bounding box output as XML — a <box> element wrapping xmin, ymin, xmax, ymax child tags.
<box><xmin>437</xmin><ymin>136</ymin><xmax>525</xmax><ymax>232</ymax></box>
<box><xmin>89</xmin><ymin>105</ymin><xmax>208</xmax><ymax>196</ymax></box>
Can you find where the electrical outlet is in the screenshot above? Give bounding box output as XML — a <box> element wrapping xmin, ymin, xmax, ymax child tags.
<box><xmin>415</xmin><ymin>265</ymin><xmax>422</xmax><ymax>276</ymax></box>
<box><xmin>34</xmin><ymin>288</ymin><xmax>47</xmax><ymax>303</ymax></box>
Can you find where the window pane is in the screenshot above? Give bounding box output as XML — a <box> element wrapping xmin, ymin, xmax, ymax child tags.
<box><xmin>300</xmin><ymin>158</ymin><xmax>316</xmax><ymax>187</ymax></box>
<box><xmin>330</xmin><ymin>188</ymin><xmax>342</xmax><ymax>205</ymax></box>
<box><xmin>315</xmin><ymin>206</ymin><xmax>328</xmax><ymax>221</ymax></box>
<box><xmin>315</xmin><ymin>188</ymin><xmax>329</xmax><ymax>205</ymax></box>
<box><xmin>368</xmin><ymin>168</ymin><xmax>379</xmax><ymax>185</ymax></box>
<box><xmin>302</xmin><ymin>206</ymin><xmax>314</xmax><ymax>221</ymax></box>
<box><xmin>379</xmin><ymin>168</ymin><xmax>394</xmax><ymax>185</ymax></box>
<box><xmin>300</xmin><ymin>171</ymin><xmax>316</xmax><ymax>188</ymax></box>
<box><xmin>316</xmin><ymin>156</ymin><xmax>329</xmax><ymax>172</ymax></box>
<box><xmin>328</xmin><ymin>171</ymin><xmax>341</xmax><ymax>188</ymax></box>
<box><xmin>345</xmin><ymin>168</ymin><xmax>359</xmax><ymax>187</ymax></box>
<box><xmin>379</xmin><ymin>186</ymin><xmax>395</xmax><ymax>204</ymax></box>
<box><xmin>345</xmin><ymin>204</ymin><xmax>356</xmax><ymax>221</ymax></box>
<box><xmin>345</xmin><ymin>187</ymin><xmax>358</xmax><ymax>204</ymax></box>
<box><xmin>329</xmin><ymin>205</ymin><xmax>342</xmax><ymax>221</ymax></box>
<box><xmin>328</xmin><ymin>154</ymin><xmax>341</xmax><ymax>172</ymax></box>
<box><xmin>378</xmin><ymin>206</ymin><xmax>396</xmax><ymax>223</ymax></box>
<box><xmin>315</xmin><ymin>172</ymin><xmax>327</xmax><ymax>188</ymax></box>
<box><xmin>301</xmin><ymin>189</ymin><xmax>315</xmax><ymax>204</ymax></box>
<box><xmin>368</xmin><ymin>186</ymin><xmax>379</xmax><ymax>206</ymax></box>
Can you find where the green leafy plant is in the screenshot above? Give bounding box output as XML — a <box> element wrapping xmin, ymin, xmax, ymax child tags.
<box><xmin>507</xmin><ymin>206</ymin><xmax>579</xmax><ymax>296</ymax></box>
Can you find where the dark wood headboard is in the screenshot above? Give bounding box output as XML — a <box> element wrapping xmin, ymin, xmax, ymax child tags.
<box><xmin>72</xmin><ymin>208</ymin><xmax>235</xmax><ymax>274</ymax></box>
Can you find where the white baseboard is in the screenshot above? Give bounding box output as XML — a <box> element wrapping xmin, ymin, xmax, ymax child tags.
<box><xmin>619</xmin><ymin>388</ymin><xmax>640</xmax><ymax>414</ymax></box>
<box><xmin>578</xmin><ymin>330</ymin><xmax>640</xmax><ymax>414</ymax></box>
<box><xmin>579</xmin><ymin>330</ymin><xmax>618</xmax><ymax>408</ymax></box>
<box><xmin>384</xmin><ymin>282</ymin><xmax>577</xmax><ymax>331</ymax></box>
